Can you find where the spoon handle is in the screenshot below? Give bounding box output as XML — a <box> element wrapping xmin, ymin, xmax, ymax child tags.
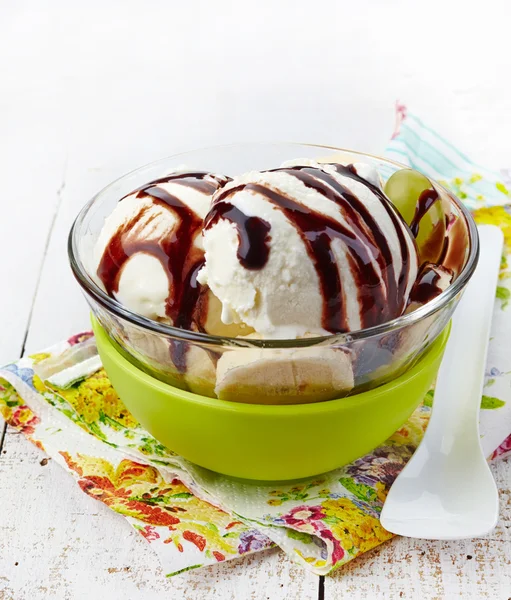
<box><xmin>426</xmin><ymin>225</ymin><xmax>503</xmax><ymax>441</ymax></box>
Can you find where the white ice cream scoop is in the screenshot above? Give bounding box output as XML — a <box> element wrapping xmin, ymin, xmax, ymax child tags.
<box><xmin>198</xmin><ymin>162</ymin><xmax>419</xmax><ymax>338</ymax></box>
<box><xmin>90</xmin><ymin>171</ymin><xmax>227</xmax><ymax>323</ymax></box>
<box><xmin>380</xmin><ymin>224</ymin><xmax>502</xmax><ymax>539</ymax></box>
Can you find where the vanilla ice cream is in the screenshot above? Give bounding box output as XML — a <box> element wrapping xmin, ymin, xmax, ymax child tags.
<box><xmin>91</xmin><ymin>171</ymin><xmax>228</xmax><ymax>327</ymax></box>
<box><xmin>197</xmin><ymin>162</ymin><xmax>420</xmax><ymax>338</ymax></box>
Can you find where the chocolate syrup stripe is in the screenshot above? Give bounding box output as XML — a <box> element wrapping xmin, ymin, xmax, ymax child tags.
<box><xmin>335</xmin><ymin>164</ymin><xmax>414</xmax><ymax>306</ymax></box>
<box><xmin>437</xmin><ymin>215</ymin><xmax>451</xmax><ymax>265</ymax></box>
<box><xmin>97</xmin><ymin>205</ymin><xmax>151</xmax><ymax>295</ymax></box>
<box><xmin>169</xmin><ymin>257</ymin><xmax>205</xmax><ymax>372</ymax></box>
<box><xmin>131</xmin><ymin>171</ymin><xmax>229</xmax><ymax>196</ymax></box>
<box><xmin>138</xmin><ymin>185</ymin><xmax>203</xmax><ymax>324</ymax></box>
<box><xmin>409</xmin><ymin>264</ymin><xmax>451</xmax><ymax>305</ymax></box>
<box><xmin>437</xmin><ymin>213</ymin><xmax>468</xmax><ymax>277</ymax></box>
<box><xmin>97</xmin><ymin>172</ymin><xmax>226</xmax><ymax>372</ymax></box>
<box><xmin>204</xmin><ymin>201</ymin><xmax>271</xmax><ymax>270</ymax></box>
<box><xmin>409</xmin><ymin>188</ymin><xmax>440</xmax><ymax>237</ymax></box>
<box><xmin>279</xmin><ymin>167</ymin><xmax>393</xmax><ymax>324</ymax></box>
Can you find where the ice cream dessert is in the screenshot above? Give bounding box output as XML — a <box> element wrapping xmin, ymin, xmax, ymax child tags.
<box><xmin>88</xmin><ymin>158</ymin><xmax>461</xmax><ymax>403</ymax></box>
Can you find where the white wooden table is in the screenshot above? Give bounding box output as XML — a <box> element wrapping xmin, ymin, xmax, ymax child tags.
<box><xmin>1</xmin><ymin>2</ymin><xmax>510</xmax><ymax>597</ymax></box>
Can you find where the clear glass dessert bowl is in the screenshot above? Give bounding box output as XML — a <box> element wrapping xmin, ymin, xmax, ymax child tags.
<box><xmin>69</xmin><ymin>144</ymin><xmax>478</xmax><ymax>405</ymax></box>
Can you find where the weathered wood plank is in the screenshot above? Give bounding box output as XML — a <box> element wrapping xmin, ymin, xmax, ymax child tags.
<box><xmin>0</xmin><ymin>122</ymin><xmax>66</xmax><ymax>365</ymax></box>
<box><xmin>324</xmin><ymin>460</ymin><xmax>511</xmax><ymax>599</ymax></box>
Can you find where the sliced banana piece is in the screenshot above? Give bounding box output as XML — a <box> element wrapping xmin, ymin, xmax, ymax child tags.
<box><xmin>215</xmin><ymin>345</ymin><xmax>354</xmax><ymax>404</ymax></box>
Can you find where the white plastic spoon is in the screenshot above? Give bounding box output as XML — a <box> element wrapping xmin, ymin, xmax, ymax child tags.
<box><xmin>380</xmin><ymin>224</ymin><xmax>502</xmax><ymax>539</ymax></box>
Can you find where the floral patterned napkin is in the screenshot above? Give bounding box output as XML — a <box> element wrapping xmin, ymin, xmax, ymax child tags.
<box><xmin>1</xmin><ymin>109</ymin><xmax>510</xmax><ymax>577</ymax></box>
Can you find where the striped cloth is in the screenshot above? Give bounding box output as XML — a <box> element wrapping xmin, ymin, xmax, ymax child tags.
<box><xmin>384</xmin><ymin>104</ymin><xmax>510</xmax><ymax>210</ymax></box>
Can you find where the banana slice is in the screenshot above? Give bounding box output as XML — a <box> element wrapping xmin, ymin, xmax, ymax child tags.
<box><xmin>215</xmin><ymin>344</ymin><xmax>354</xmax><ymax>404</ymax></box>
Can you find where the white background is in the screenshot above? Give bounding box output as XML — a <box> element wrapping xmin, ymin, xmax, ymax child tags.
<box><xmin>1</xmin><ymin>1</ymin><xmax>510</xmax><ymax>598</ymax></box>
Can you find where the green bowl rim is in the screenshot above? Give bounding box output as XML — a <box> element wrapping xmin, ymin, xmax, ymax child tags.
<box><xmin>93</xmin><ymin>318</ymin><xmax>450</xmax><ymax>417</ymax></box>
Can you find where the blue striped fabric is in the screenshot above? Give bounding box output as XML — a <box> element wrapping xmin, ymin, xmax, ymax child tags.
<box><xmin>385</xmin><ymin>112</ymin><xmax>510</xmax><ymax>210</ymax></box>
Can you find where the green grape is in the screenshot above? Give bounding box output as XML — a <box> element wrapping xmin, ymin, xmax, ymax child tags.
<box><xmin>384</xmin><ymin>169</ymin><xmax>431</xmax><ymax>224</ymax></box>
<box><xmin>384</xmin><ymin>169</ymin><xmax>446</xmax><ymax>263</ymax></box>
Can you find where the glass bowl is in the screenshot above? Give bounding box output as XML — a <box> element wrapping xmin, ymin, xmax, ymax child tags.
<box><xmin>68</xmin><ymin>143</ymin><xmax>478</xmax><ymax>404</ymax></box>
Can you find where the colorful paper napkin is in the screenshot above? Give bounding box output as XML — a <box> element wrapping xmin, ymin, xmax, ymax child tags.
<box><xmin>1</xmin><ymin>108</ymin><xmax>510</xmax><ymax>577</ymax></box>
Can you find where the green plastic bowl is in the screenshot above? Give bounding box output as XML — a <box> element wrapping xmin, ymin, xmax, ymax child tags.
<box><xmin>93</xmin><ymin>318</ymin><xmax>449</xmax><ymax>481</ymax></box>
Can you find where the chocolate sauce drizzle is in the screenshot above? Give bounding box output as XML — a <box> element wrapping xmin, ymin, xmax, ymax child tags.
<box><xmin>204</xmin><ymin>202</ymin><xmax>271</xmax><ymax>270</ymax></box>
<box><xmin>97</xmin><ymin>172</ymin><xmax>226</xmax><ymax>372</ymax></box>
<box><xmin>282</xmin><ymin>166</ymin><xmax>399</xmax><ymax>326</ymax></box>
<box><xmin>437</xmin><ymin>212</ymin><xmax>468</xmax><ymax>277</ymax></box>
<box><xmin>409</xmin><ymin>263</ymin><xmax>452</xmax><ymax>305</ymax></box>
<box><xmin>407</xmin><ymin>187</ymin><xmax>465</xmax><ymax>287</ymax></box>
<box><xmin>336</xmin><ymin>164</ymin><xmax>414</xmax><ymax>304</ymax></box>
<box><xmin>207</xmin><ymin>164</ymin><xmax>415</xmax><ymax>333</ymax></box>
<box><xmin>409</xmin><ymin>188</ymin><xmax>439</xmax><ymax>237</ymax></box>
